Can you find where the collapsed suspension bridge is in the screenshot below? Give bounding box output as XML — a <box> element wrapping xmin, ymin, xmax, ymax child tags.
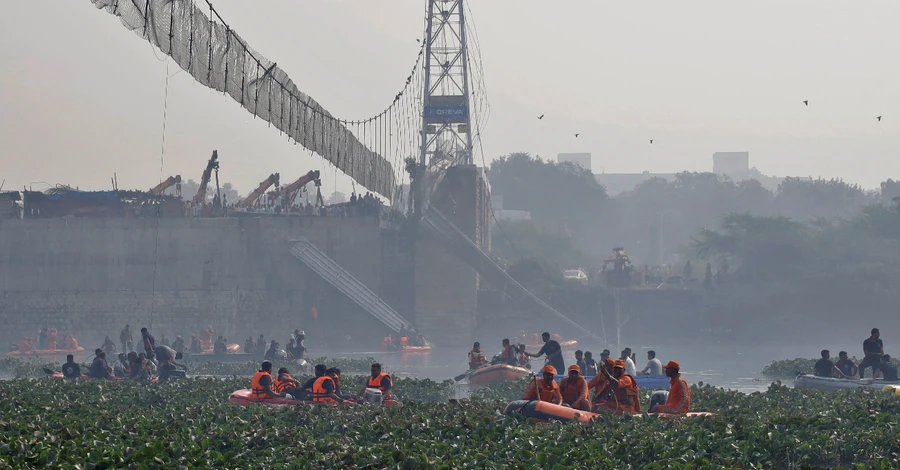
<box><xmin>88</xmin><ymin>0</ymin><xmax>606</xmax><ymax>345</ymax></box>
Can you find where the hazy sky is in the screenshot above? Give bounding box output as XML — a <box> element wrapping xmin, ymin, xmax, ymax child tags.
<box><xmin>1</xmin><ymin>1</ymin><xmax>898</xmax><ymax>197</ymax></box>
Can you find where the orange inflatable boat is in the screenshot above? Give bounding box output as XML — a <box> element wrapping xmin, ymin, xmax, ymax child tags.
<box><xmin>6</xmin><ymin>347</ymin><xmax>85</xmax><ymax>361</ymax></box>
<box><xmin>229</xmin><ymin>389</ymin><xmax>400</xmax><ymax>407</ymax></box>
<box><xmin>399</xmin><ymin>344</ymin><xmax>432</xmax><ymax>354</ymax></box>
<box><xmin>468</xmin><ymin>364</ymin><xmax>532</xmax><ymax>386</ymax></box>
<box><xmin>503</xmin><ymin>400</ymin><xmax>713</xmax><ymax>423</ymax></box>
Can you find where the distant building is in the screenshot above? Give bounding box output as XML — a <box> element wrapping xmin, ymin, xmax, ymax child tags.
<box><xmin>713</xmin><ymin>152</ymin><xmax>750</xmax><ymax>175</ymax></box>
<box><xmin>557</xmin><ymin>153</ymin><xmax>592</xmax><ymax>171</ymax></box>
<box><xmin>594</xmin><ymin>171</ymin><xmax>677</xmax><ymax>196</ymax></box>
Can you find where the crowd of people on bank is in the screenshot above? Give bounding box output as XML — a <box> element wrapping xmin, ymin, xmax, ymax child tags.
<box><xmin>812</xmin><ymin>328</ymin><xmax>898</xmax><ymax>381</ymax></box>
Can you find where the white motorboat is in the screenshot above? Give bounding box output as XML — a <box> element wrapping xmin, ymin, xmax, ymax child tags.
<box><xmin>793</xmin><ymin>373</ymin><xmax>899</xmax><ymax>391</ymax></box>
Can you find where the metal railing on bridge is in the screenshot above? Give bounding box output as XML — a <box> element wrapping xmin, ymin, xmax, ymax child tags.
<box><xmin>287</xmin><ymin>236</ymin><xmax>413</xmax><ymax>334</ymax></box>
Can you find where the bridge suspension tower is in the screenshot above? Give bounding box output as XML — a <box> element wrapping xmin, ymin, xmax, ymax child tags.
<box><xmin>419</xmin><ymin>0</ymin><xmax>475</xmax><ymax>175</ymax></box>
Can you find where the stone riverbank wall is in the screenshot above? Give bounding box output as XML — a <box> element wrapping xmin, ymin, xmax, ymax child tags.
<box><xmin>0</xmin><ymin>216</ymin><xmax>422</xmax><ymax>351</ymax></box>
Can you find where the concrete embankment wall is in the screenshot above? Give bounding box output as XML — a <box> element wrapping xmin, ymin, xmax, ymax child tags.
<box><xmin>0</xmin><ymin>216</ymin><xmax>403</xmax><ymax>350</ymax></box>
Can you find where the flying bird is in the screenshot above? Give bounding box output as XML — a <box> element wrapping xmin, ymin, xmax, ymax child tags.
<box><xmin>876</xmin><ymin>116</ymin><xmax>882</xmax><ymax>122</ymax></box>
<box><xmin>537</xmin><ymin>114</ymin><xmax>544</xmax><ymax>120</ymax></box>
<box><xmin>649</xmin><ymin>139</ymin><xmax>654</xmax><ymax>144</ymax></box>
<box><xmin>574</xmin><ymin>133</ymin><xmax>580</xmax><ymax>138</ymax></box>
<box><xmin>802</xmin><ymin>100</ymin><xmax>808</xmax><ymax>106</ymax></box>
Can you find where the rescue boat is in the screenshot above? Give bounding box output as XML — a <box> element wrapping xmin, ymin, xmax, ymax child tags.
<box><xmin>228</xmin><ymin>389</ymin><xmax>401</xmax><ymax>407</ymax></box>
<box><xmin>503</xmin><ymin>400</ymin><xmax>713</xmax><ymax>422</ymax></box>
<box><xmin>399</xmin><ymin>343</ymin><xmax>432</xmax><ymax>354</ymax></box>
<box><xmin>545</xmin><ymin>373</ymin><xmax>671</xmax><ymax>390</ymax></box>
<box><xmin>793</xmin><ymin>373</ymin><xmax>900</xmax><ymax>392</ymax></box>
<box><xmin>6</xmin><ymin>347</ymin><xmax>86</xmax><ymax>361</ymax></box>
<box><xmin>468</xmin><ymin>364</ymin><xmax>532</xmax><ymax>386</ymax></box>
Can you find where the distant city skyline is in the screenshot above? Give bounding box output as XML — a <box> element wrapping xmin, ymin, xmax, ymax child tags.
<box><xmin>2</xmin><ymin>1</ymin><xmax>899</xmax><ymax>197</ymax></box>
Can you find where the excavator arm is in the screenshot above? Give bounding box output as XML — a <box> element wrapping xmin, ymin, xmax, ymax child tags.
<box><xmin>237</xmin><ymin>173</ymin><xmax>280</xmax><ymax>208</ymax></box>
<box><xmin>283</xmin><ymin>170</ymin><xmax>321</xmax><ymax>208</ymax></box>
<box><xmin>149</xmin><ymin>175</ymin><xmax>182</xmax><ymax>195</ymax></box>
<box><xmin>192</xmin><ymin>151</ymin><xmax>219</xmax><ymax>204</ymax></box>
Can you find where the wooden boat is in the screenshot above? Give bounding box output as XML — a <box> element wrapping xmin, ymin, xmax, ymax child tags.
<box><xmin>228</xmin><ymin>389</ymin><xmax>400</xmax><ymax>407</ymax></box>
<box><xmin>526</xmin><ymin>340</ymin><xmax>578</xmax><ymax>351</ymax></box>
<box><xmin>546</xmin><ymin>373</ymin><xmax>671</xmax><ymax>390</ymax></box>
<box><xmin>503</xmin><ymin>400</ymin><xmax>712</xmax><ymax>423</ymax></box>
<box><xmin>793</xmin><ymin>373</ymin><xmax>900</xmax><ymax>391</ymax></box>
<box><xmin>6</xmin><ymin>347</ymin><xmax>85</xmax><ymax>361</ymax></box>
<box><xmin>468</xmin><ymin>364</ymin><xmax>532</xmax><ymax>386</ymax></box>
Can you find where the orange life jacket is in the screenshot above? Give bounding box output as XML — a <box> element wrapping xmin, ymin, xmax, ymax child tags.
<box><xmin>275</xmin><ymin>372</ymin><xmax>296</xmax><ymax>393</ymax></box>
<box><xmin>400</xmin><ymin>337</ymin><xmax>409</xmax><ymax>347</ymax></box>
<box><xmin>501</xmin><ymin>345</ymin><xmax>515</xmax><ymax>362</ymax></box>
<box><xmin>614</xmin><ymin>374</ymin><xmax>641</xmax><ymax>414</ymax></box>
<box><xmin>518</xmin><ymin>351</ymin><xmax>529</xmax><ymax>366</ymax></box>
<box><xmin>367</xmin><ymin>372</ymin><xmax>393</xmax><ymax>399</ymax></box>
<box><xmin>468</xmin><ymin>349</ymin><xmax>487</xmax><ymax>368</ymax></box>
<box><xmin>251</xmin><ymin>371</ymin><xmax>273</xmax><ymax>397</ymax></box>
<box><xmin>65</xmin><ymin>337</ymin><xmax>79</xmax><ymax>350</ymax></box>
<box><xmin>18</xmin><ymin>340</ymin><xmax>33</xmax><ymax>352</ymax></box>
<box><xmin>587</xmin><ymin>372</ymin><xmax>614</xmax><ymax>405</ymax></box>
<box><xmin>522</xmin><ymin>378</ymin><xmax>562</xmax><ymax>404</ymax></box>
<box><xmin>559</xmin><ymin>375</ymin><xmax>590</xmax><ymax>405</ymax></box>
<box><xmin>312</xmin><ymin>376</ymin><xmax>336</xmax><ymax>403</ymax></box>
<box><xmin>383</xmin><ymin>336</ymin><xmax>392</xmax><ymax>345</ymax></box>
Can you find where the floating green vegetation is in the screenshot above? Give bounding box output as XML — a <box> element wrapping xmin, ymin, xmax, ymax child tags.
<box><xmin>0</xmin><ymin>378</ymin><xmax>897</xmax><ymax>467</ymax></box>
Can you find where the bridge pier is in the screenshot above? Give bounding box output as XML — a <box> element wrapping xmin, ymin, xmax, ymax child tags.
<box><xmin>413</xmin><ymin>165</ymin><xmax>491</xmax><ymax>347</ymax></box>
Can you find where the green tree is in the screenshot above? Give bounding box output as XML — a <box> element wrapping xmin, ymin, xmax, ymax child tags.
<box><xmin>488</xmin><ymin>153</ymin><xmax>614</xmax><ymax>260</ymax></box>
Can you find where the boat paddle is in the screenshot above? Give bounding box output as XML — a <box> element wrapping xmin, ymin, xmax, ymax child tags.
<box><xmin>454</xmin><ymin>369</ymin><xmax>473</xmax><ymax>382</ymax></box>
<box><xmin>42</xmin><ymin>368</ymin><xmax>56</xmax><ymax>375</ymax></box>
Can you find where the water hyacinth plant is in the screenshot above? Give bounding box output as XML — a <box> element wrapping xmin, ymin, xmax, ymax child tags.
<box><xmin>0</xmin><ymin>377</ymin><xmax>898</xmax><ymax>467</ymax></box>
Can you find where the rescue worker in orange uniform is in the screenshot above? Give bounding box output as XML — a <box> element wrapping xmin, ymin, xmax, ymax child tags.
<box><xmin>274</xmin><ymin>367</ymin><xmax>304</xmax><ymax>398</ymax></box>
<box><xmin>468</xmin><ymin>342</ymin><xmax>488</xmax><ymax>370</ymax></box>
<box><xmin>64</xmin><ymin>334</ymin><xmax>79</xmax><ymax>351</ymax></box>
<box><xmin>559</xmin><ymin>365</ymin><xmax>591</xmax><ymax>411</ymax></box>
<box><xmin>382</xmin><ymin>335</ymin><xmax>393</xmax><ymax>350</ymax></box>
<box><xmin>650</xmin><ymin>360</ymin><xmax>691</xmax><ymax>414</ymax></box>
<box><xmin>522</xmin><ymin>365</ymin><xmax>562</xmax><ymax>404</ymax></box>
<box><xmin>588</xmin><ymin>358</ymin><xmax>618</xmax><ymax>411</ymax></box>
<box><xmin>499</xmin><ymin>338</ymin><xmax>517</xmax><ymax>365</ymax></box>
<box><xmin>358</xmin><ymin>363</ymin><xmax>393</xmax><ymax>400</ymax></box>
<box><xmin>611</xmin><ymin>359</ymin><xmax>641</xmax><ymax>414</ymax></box>
<box><xmin>312</xmin><ymin>368</ymin><xmax>344</xmax><ymax>404</ymax></box>
<box><xmin>250</xmin><ymin>361</ymin><xmax>284</xmax><ymax>399</ymax></box>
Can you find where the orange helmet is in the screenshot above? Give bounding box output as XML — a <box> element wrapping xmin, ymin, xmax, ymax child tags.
<box><xmin>542</xmin><ymin>365</ymin><xmax>557</xmax><ymax>375</ymax></box>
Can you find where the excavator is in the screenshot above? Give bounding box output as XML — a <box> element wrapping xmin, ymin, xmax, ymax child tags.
<box><xmin>192</xmin><ymin>151</ymin><xmax>219</xmax><ymax>205</ymax></box>
<box><xmin>283</xmin><ymin>170</ymin><xmax>323</xmax><ymax>209</ymax></box>
<box><xmin>149</xmin><ymin>175</ymin><xmax>181</xmax><ymax>196</ymax></box>
<box><xmin>236</xmin><ymin>173</ymin><xmax>280</xmax><ymax>209</ymax></box>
